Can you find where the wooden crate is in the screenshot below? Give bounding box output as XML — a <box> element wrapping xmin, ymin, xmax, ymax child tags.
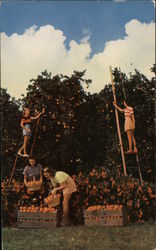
<box><xmin>17</xmin><ymin>211</ymin><xmax>57</xmax><ymax>229</ymax></box>
<box><xmin>84</xmin><ymin>208</ymin><xmax>128</xmax><ymax>226</ymax></box>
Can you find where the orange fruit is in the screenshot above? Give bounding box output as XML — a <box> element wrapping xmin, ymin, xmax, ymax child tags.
<box><xmin>39</xmin><ymin>208</ymin><xmax>44</xmax><ymax>213</ymax></box>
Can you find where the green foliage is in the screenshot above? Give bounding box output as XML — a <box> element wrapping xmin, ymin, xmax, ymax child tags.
<box><xmin>1</xmin><ymin>89</ymin><xmax>22</xmax><ymax>177</ymax></box>
<box><xmin>1</xmin><ymin>66</ymin><xmax>155</xmax><ymax>183</ymax></box>
<box><xmin>112</xmin><ymin>68</ymin><xmax>155</xmax><ymax>182</ymax></box>
<box><xmin>75</xmin><ymin>167</ymin><xmax>155</xmax><ymax>222</ymax></box>
<box><xmin>1</xmin><ymin>167</ymin><xmax>155</xmax><ymax>227</ymax></box>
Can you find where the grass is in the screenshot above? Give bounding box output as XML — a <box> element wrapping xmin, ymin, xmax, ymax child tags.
<box><xmin>2</xmin><ymin>221</ymin><xmax>156</xmax><ymax>250</ymax></box>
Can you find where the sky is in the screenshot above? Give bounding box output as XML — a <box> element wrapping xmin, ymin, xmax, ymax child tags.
<box><xmin>1</xmin><ymin>0</ymin><xmax>155</xmax><ymax>99</ymax></box>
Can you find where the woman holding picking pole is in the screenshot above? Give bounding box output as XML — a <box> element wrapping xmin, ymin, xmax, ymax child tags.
<box><xmin>113</xmin><ymin>100</ymin><xmax>138</xmax><ymax>154</ymax></box>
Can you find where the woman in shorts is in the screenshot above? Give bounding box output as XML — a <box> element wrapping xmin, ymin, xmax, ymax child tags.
<box><xmin>113</xmin><ymin>100</ymin><xmax>138</xmax><ymax>154</ymax></box>
<box><xmin>17</xmin><ymin>107</ymin><xmax>44</xmax><ymax>157</ymax></box>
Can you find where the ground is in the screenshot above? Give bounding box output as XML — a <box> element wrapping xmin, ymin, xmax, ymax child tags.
<box><xmin>2</xmin><ymin>221</ymin><xmax>156</xmax><ymax>250</ymax></box>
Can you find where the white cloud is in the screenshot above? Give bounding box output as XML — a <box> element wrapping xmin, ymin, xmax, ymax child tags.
<box><xmin>80</xmin><ymin>35</ymin><xmax>90</xmax><ymax>44</ymax></box>
<box><xmin>152</xmin><ymin>0</ymin><xmax>155</xmax><ymax>7</ymax></box>
<box><xmin>1</xmin><ymin>19</ymin><xmax>155</xmax><ymax>99</ymax></box>
<box><xmin>80</xmin><ymin>29</ymin><xmax>91</xmax><ymax>44</ymax></box>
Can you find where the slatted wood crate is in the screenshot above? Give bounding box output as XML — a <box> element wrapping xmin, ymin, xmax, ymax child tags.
<box><xmin>17</xmin><ymin>211</ymin><xmax>57</xmax><ymax>228</ymax></box>
<box><xmin>84</xmin><ymin>208</ymin><xmax>128</xmax><ymax>226</ymax></box>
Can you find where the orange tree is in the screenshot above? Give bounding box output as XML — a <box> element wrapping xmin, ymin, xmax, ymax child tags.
<box><xmin>75</xmin><ymin>166</ymin><xmax>155</xmax><ymax>222</ymax></box>
<box><xmin>97</xmin><ymin>66</ymin><xmax>155</xmax><ymax>182</ymax></box>
<box><xmin>1</xmin><ymin>177</ymin><xmax>50</xmax><ymax>226</ymax></box>
<box><xmin>17</xmin><ymin>70</ymin><xmax>92</xmax><ymax>175</ymax></box>
<box><xmin>2</xmin><ymin>178</ymin><xmax>25</xmax><ymax>226</ymax></box>
<box><xmin>1</xmin><ymin>67</ymin><xmax>155</xmax><ymax>182</ymax></box>
<box><xmin>1</xmin><ymin>88</ymin><xmax>21</xmax><ymax>178</ymax></box>
<box><xmin>1</xmin><ymin>67</ymin><xmax>155</xmax><ymax>227</ymax></box>
<box><xmin>1</xmin><ymin>166</ymin><xmax>155</xmax><ymax>227</ymax></box>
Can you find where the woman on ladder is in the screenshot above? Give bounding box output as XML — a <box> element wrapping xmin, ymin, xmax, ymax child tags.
<box><xmin>113</xmin><ymin>100</ymin><xmax>138</xmax><ymax>154</ymax></box>
<box><xmin>17</xmin><ymin>107</ymin><xmax>44</xmax><ymax>157</ymax></box>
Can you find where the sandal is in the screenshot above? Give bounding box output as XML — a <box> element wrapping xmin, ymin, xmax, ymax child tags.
<box><xmin>17</xmin><ymin>152</ymin><xmax>23</xmax><ymax>156</ymax></box>
<box><xmin>134</xmin><ymin>148</ymin><xmax>138</xmax><ymax>154</ymax></box>
<box><xmin>23</xmin><ymin>154</ymin><xmax>29</xmax><ymax>157</ymax></box>
<box><xmin>125</xmin><ymin>150</ymin><xmax>133</xmax><ymax>154</ymax></box>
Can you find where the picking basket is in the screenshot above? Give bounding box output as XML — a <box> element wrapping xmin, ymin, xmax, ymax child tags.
<box><xmin>27</xmin><ymin>180</ymin><xmax>42</xmax><ymax>191</ymax></box>
<box><xmin>44</xmin><ymin>194</ymin><xmax>61</xmax><ymax>208</ymax></box>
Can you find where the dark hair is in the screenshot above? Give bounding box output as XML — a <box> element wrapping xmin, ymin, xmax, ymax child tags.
<box><xmin>27</xmin><ymin>155</ymin><xmax>37</xmax><ymax>166</ymax></box>
<box><xmin>43</xmin><ymin>167</ymin><xmax>56</xmax><ymax>177</ymax></box>
<box><xmin>28</xmin><ymin>155</ymin><xmax>36</xmax><ymax>161</ymax></box>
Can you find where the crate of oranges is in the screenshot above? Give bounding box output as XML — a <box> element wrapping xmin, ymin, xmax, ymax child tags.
<box><xmin>84</xmin><ymin>204</ymin><xmax>128</xmax><ymax>226</ymax></box>
<box><xmin>44</xmin><ymin>193</ymin><xmax>61</xmax><ymax>208</ymax></box>
<box><xmin>27</xmin><ymin>180</ymin><xmax>42</xmax><ymax>191</ymax></box>
<box><xmin>17</xmin><ymin>205</ymin><xmax>57</xmax><ymax>228</ymax></box>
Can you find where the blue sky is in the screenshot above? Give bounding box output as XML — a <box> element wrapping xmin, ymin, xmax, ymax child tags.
<box><xmin>1</xmin><ymin>1</ymin><xmax>155</xmax><ymax>99</ymax></box>
<box><xmin>1</xmin><ymin>1</ymin><xmax>154</xmax><ymax>55</ymax></box>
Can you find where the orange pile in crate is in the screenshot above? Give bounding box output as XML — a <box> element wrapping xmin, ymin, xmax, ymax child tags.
<box><xmin>19</xmin><ymin>205</ymin><xmax>56</xmax><ymax>213</ymax></box>
<box><xmin>18</xmin><ymin>205</ymin><xmax>57</xmax><ymax>228</ymax></box>
<box><xmin>86</xmin><ymin>204</ymin><xmax>123</xmax><ymax>211</ymax></box>
<box><xmin>85</xmin><ymin>204</ymin><xmax>127</xmax><ymax>226</ymax></box>
<box><xmin>27</xmin><ymin>180</ymin><xmax>42</xmax><ymax>191</ymax></box>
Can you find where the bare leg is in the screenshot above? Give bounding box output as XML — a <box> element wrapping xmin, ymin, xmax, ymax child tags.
<box><xmin>18</xmin><ymin>145</ymin><xmax>24</xmax><ymax>155</ymax></box>
<box><xmin>132</xmin><ymin>132</ymin><xmax>138</xmax><ymax>153</ymax></box>
<box><xmin>125</xmin><ymin>130</ymin><xmax>133</xmax><ymax>154</ymax></box>
<box><xmin>23</xmin><ymin>136</ymin><xmax>29</xmax><ymax>155</ymax></box>
<box><xmin>63</xmin><ymin>193</ymin><xmax>72</xmax><ymax>225</ymax></box>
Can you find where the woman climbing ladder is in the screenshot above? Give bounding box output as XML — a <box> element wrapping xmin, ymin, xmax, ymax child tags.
<box><xmin>17</xmin><ymin>107</ymin><xmax>44</xmax><ymax>157</ymax></box>
<box><xmin>113</xmin><ymin>100</ymin><xmax>138</xmax><ymax>154</ymax></box>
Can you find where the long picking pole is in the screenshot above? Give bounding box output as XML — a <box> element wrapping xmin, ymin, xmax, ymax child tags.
<box><xmin>119</xmin><ymin>67</ymin><xmax>127</xmax><ymax>100</ymax></box>
<box><xmin>109</xmin><ymin>66</ymin><xmax>127</xmax><ymax>176</ymax></box>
